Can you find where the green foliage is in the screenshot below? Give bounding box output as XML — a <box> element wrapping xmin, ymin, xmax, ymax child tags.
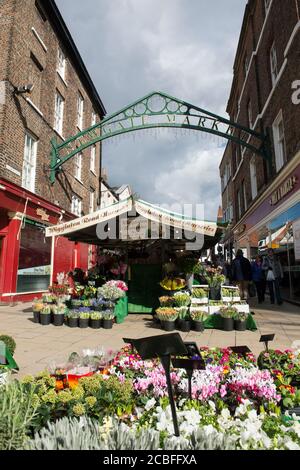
<box><xmin>219</xmin><ymin>306</ymin><xmax>238</xmax><ymax>319</ymax></box>
<box><xmin>192</xmin><ymin>288</ymin><xmax>208</xmax><ymax>299</ymax></box>
<box><xmin>0</xmin><ymin>335</ymin><xmax>16</xmax><ymax>355</ymax></box>
<box><xmin>173</xmin><ymin>293</ymin><xmax>191</xmax><ymax>307</ymax></box>
<box><xmin>0</xmin><ymin>381</ymin><xmax>37</xmax><ymax>450</ymax></box>
<box><xmin>190</xmin><ymin>310</ymin><xmax>208</xmax><ymax>322</ymax></box>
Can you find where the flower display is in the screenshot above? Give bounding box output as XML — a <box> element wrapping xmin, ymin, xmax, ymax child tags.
<box><xmin>98</xmin><ymin>283</ymin><xmax>126</xmax><ymax>301</ymax></box>
<box><xmin>105</xmin><ymin>280</ymin><xmax>128</xmax><ymax>292</ymax></box>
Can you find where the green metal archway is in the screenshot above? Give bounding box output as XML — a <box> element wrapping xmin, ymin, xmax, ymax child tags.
<box><xmin>50</xmin><ymin>91</ymin><xmax>270</xmax><ymax>183</ymax></box>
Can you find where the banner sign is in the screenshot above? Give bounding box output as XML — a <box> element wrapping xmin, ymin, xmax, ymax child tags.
<box><xmin>135</xmin><ymin>200</ymin><xmax>217</xmax><ymax>237</ymax></box>
<box><xmin>293</xmin><ymin>218</ymin><xmax>300</xmax><ymax>261</ymax></box>
<box><xmin>46</xmin><ymin>198</ymin><xmax>133</xmax><ymax>238</ymax></box>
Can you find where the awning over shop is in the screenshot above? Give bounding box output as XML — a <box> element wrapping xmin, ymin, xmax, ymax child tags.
<box><xmin>45</xmin><ymin>197</ymin><xmax>223</xmax><ymax>250</ymax></box>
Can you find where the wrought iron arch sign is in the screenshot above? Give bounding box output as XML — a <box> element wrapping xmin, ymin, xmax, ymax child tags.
<box><xmin>50</xmin><ymin>91</ymin><xmax>271</xmax><ymax>183</ymax></box>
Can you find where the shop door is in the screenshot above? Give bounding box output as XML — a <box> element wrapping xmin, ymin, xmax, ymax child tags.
<box><xmin>128</xmin><ymin>264</ymin><xmax>162</xmax><ymax>314</ymax></box>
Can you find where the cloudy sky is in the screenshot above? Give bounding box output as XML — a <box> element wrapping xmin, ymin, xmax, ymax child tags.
<box><xmin>56</xmin><ymin>0</ymin><xmax>247</xmax><ymax>221</ymax></box>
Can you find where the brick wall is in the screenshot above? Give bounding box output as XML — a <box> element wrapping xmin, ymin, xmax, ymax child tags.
<box><xmin>220</xmin><ymin>0</ymin><xmax>300</xmax><ymax>234</ymax></box>
<box><xmin>0</xmin><ymin>0</ymin><xmax>104</xmax><ymax>216</ymax></box>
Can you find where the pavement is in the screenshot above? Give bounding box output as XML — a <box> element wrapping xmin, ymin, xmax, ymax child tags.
<box><xmin>0</xmin><ymin>299</ymin><xmax>300</xmax><ymax>377</ymax></box>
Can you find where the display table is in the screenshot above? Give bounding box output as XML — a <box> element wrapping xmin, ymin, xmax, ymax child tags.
<box><xmin>203</xmin><ymin>314</ymin><xmax>257</xmax><ymax>331</ymax></box>
<box><xmin>115</xmin><ymin>296</ymin><xmax>129</xmax><ymax>324</ymax></box>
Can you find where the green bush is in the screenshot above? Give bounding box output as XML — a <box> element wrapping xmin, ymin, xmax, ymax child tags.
<box><xmin>0</xmin><ymin>381</ymin><xmax>37</xmax><ymax>450</ymax></box>
<box><xmin>0</xmin><ymin>335</ymin><xmax>16</xmax><ymax>355</ymax></box>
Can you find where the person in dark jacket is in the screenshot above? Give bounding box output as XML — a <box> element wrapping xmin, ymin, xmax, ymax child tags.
<box><xmin>251</xmin><ymin>255</ymin><xmax>266</xmax><ymax>304</ymax></box>
<box><xmin>231</xmin><ymin>249</ymin><xmax>252</xmax><ymax>300</ymax></box>
<box><xmin>262</xmin><ymin>249</ymin><xmax>283</xmax><ymax>305</ymax></box>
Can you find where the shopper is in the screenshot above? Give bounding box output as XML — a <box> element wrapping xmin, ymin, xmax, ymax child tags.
<box><xmin>231</xmin><ymin>250</ymin><xmax>252</xmax><ymax>300</ymax></box>
<box><xmin>251</xmin><ymin>255</ymin><xmax>266</xmax><ymax>304</ymax></box>
<box><xmin>262</xmin><ymin>249</ymin><xmax>284</xmax><ymax>305</ymax></box>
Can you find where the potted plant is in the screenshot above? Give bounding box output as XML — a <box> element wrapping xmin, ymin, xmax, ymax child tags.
<box><xmin>219</xmin><ymin>306</ymin><xmax>238</xmax><ymax>332</ymax></box>
<box><xmin>102</xmin><ymin>310</ymin><xmax>115</xmax><ymax>330</ymax></box>
<box><xmin>67</xmin><ymin>311</ymin><xmax>79</xmax><ymax>328</ymax></box>
<box><xmin>173</xmin><ymin>292</ymin><xmax>191</xmax><ymax>308</ymax></box>
<box><xmin>32</xmin><ymin>298</ymin><xmax>44</xmax><ymax>323</ymax></box>
<box><xmin>79</xmin><ymin>310</ymin><xmax>90</xmax><ymax>329</ymax></box>
<box><xmin>90</xmin><ymin>312</ymin><xmax>102</xmax><ymax>329</ymax></box>
<box><xmin>234</xmin><ymin>311</ymin><xmax>248</xmax><ymax>331</ymax></box>
<box><xmin>40</xmin><ymin>305</ymin><xmax>52</xmax><ymax>326</ymax></box>
<box><xmin>205</xmin><ymin>267</ymin><xmax>226</xmax><ymax>300</ymax></box>
<box><xmin>191</xmin><ymin>287</ymin><xmax>209</xmax><ymax>304</ymax></box>
<box><xmin>159</xmin><ymin>296</ymin><xmax>174</xmax><ymax>307</ymax></box>
<box><xmin>174</xmin><ymin>306</ymin><xmax>191</xmax><ymax>332</ymax></box>
<box><xmin>53</xmin><ymin>304</ymin><xmax>67</xmax><ymax>327</ymax></box>
<box><xmin>155</xmin><ymin>308</ymin><xmax>178</xmax><ymax>332</ymax></box>
<box><xmin>190</xmin><ymin>309</ymin><xmax>208</xmax><ymax>332</ymax></box>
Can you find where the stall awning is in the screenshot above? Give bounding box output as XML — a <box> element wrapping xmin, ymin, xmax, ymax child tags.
<box><xmin>46</xmin><ymin>197</ymin><xmax>220</xmax><ymax>244</ymax></box>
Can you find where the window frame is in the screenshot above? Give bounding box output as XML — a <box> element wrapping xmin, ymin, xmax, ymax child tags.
<box><xmin>270</xmin><ymin>42</ymin><xmax>278</xmax><ymax>87</ymax></box>
<box><xmin>74</xmin><ymin>152</ymin><xmax>82</xmax><ymax>181</ymax></box>
<box><xmin>54</xmin><ymin>91</ymin><xmax>65</xmax><ymax>136</ymax></box>
<box><xmin>272</xmin><ymin>110</ymin><xmax>286</xmax><ymax>173</ymax></box>
<box><xmin>22</xmin><ymin>132</ymin><xmax>38</xmax><ymax>193</ymax></box>
<box><xmin>77</xmin><ymin>93</ymin><xmax>84</xmax><ymax>130</ymax></box>
<box><xmin>57</xmin><ymin>47</ymin><xmax>66</xmax><ymax>81</ymax></box>
<box><xmin>71</xmin><ymin>195</ymin><xmax>82</xmax><ymax>217</ymax></box>
<box><xmin>250</xmin><ymin>157</ymin><xmax>258</xmax><ymax>200</ymax></box>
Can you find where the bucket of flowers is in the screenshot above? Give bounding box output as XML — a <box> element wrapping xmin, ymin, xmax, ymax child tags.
<box><xmin>234</xmin><ymin>311</ymin><xmax>248</xmax><ymax>331</ymax></box>
<box><xmin>78</xmin><ymin>309</ymin><xmax>91</xmax><ymax>329</ymax></box>
<box><xmin>219</xmin><ymin>306</ymin><xmax>238</xmax><ymax>332</ymax></box>
<box><xmin>191</xmin><ymin>286</ymin><xmax>209</xmax><ymax>304</ymax></box>
<box><xmin>102</xmin><ymin>310</ymin><xmax>116</xmax><ymax>330</ymax></box>
<box><xmin>90</xmin><ymin>311</ymin><xmax>102</xmax><ymax>329</ymax></box>
<box><xmin>159</xmin><ymin>296</ymin><xmax>174</xmax><ymax>307</ymax></box>
<box><xmin>190</xmin><ymin>309</ymin><xmax>208</xmax><ymax>332</ymax></box>
<box><xmin>155</xmin><ymin>308</ymin><xmax>178</xmax><ymax>332</ymax></box>
<box><xmin>205</xmin><ymin>267</ymin><xmax>226</xmax><ymax>300</ymax></box>
<box><xmin>66</xmin><ymin>310</ymin><xmax>79</xmax><ymax>328</ymax></box>
<box><xmin>52</xmin><ymin>303</ymin><xmax>68</xmax><ymax>327</ymax></box>
<box><xmin>32</xmin><ymin>298</ymin><xmax>44</xmax><ymax>324</ymax></box>
<box><xmin>40</xmin><ymin>305</ymin><xmax>52</xmax><ymax>326</ymax></box>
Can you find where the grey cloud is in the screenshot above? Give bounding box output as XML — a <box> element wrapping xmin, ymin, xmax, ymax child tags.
<box><xmin>56</xmin><ymin>0</ymin><xmax>246</xmax><ymax>219</ymax></box>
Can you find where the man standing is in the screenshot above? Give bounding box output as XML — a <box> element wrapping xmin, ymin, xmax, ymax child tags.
<box><xmin>251</xmin><ymin>255</ymin><xmax>266</xmax><ymax>304</ymax></box>
<box><xmin>262</xmin><ymin>249</ymin><xmax>284</xmax><ymax>305</ymax></box>
<box><xmin>231</xmin><ymin>250</ymin><xmax>252</xmax><ymax>300</ymax></box>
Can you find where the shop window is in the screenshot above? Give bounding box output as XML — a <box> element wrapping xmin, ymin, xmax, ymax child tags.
<box><xmin>54</xmin><ymin>91</ymin><xmax>64</xmax><ymax>136</ymax></box>
<box><xmin>272</xmin><ymin>110</ymin><xmax>286</xmax><ymax>172</ymax></box>
<box><xmin>17</xmin><ymin>220</ymin><xmax>51</xmax><ymax>293</ymax></box>
<box><xmin>270</xmin><ymin>42</ymin><xmax>278</xmax><ymax>87</ymax></box>
<box><xmin>22</xmin><ymin>132</ymin><xmax>38</xmax><ymax>193</ymax></box>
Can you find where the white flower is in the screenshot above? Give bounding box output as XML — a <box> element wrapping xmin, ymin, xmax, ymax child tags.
<box><xmin>145</xmin><ymin>398</ymin><xmax>156</xmax><ymax>411</ymax></box>
<box><xmin>208</xmin><ymin>401</ymin><xmax>216</xmax><ymax>412</ymax></box>
<box><xmin>220</xmin><ymin>408</ymin><xmax>231</xmax><ymax>420</ymax></box>
<box><xmin>284</xmin><ymin>440</ymin><xmax>300</xmax><ymax>450</ymax></box>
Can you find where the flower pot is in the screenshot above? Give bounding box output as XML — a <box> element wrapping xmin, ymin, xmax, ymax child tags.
<box><xmin>221</xmin><ymin>317</ymin><xmax>234</xmax><ymax>332</ymax></box>
<box><xmin>40</xmin><ymin>314</ymin><xmax>51</xmax><ymax>326</ymax></box>
<box><xmin>163</xmin><ymin>321</ymin><xmax>176</xmax><ymax>332</ymax></box>
<box><xmin>90</xmin><ymin>319</ymin><xmax>102</xmax><ymax>329</ymax></box>
<box><xmin>209</xmin><ymin>287</ymin><xmax>221</xmax><ymax>301</ymax></box>
<box><xmin>68</xmin><ymin>317</ymin><xmax>79</xmax><ymax>328</ymax></box>
<box><xmin>53</xmin><ymin>315</ymin><xmax>65</xmax><ymax>327</ymax></box>
<box><xmin>180</xmin><ymin>320</ymin><xmax>192</xmax><ymax>332</ymax></box>
<box><xmin>234</xmin><ymin>320</ymin><xmax>247</xmax><ymax>331</ymax></box>
<box><xmin>193</xmin><ymin>320</ymin><xmax>205</xmax><ymax>332</ymax></box>
<box><xmin>79</xmin><ymin>318</ymin><xmax>90</xmax><ymax>329</ymax></box>
<box><xmin>33</xmin><ymin>311</ymin><xmax>40</xmax><ymax>324</ymax></box>
<box><xmin>103</xmin><ymin>319</ymin><xmax>113</xmax><ymax>330</ymax></box>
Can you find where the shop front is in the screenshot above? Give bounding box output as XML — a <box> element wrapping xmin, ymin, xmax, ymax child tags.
<box><xmin>0</xmin><ymin>178</ymin><xmax>91</xmax><ymax>303</ymax></box>
<box><xmin>234</xmin><ymin>159</ymin><xmax>300</xmax><ymax>302</ymax></box>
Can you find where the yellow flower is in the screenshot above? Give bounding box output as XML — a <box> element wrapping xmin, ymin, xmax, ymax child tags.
<box><xmin>72</xmin><ymin>385</ymin><xmax>85</xmax><ymax>400</ymax></box>
<box><xmin>85</xmin><ymin>396</ymin><xmax>97</xmax><ymax>408</ymax></box>
<box><xmin>72</xmin><ymin>403</ymin><xmax>86</xmax><ymax>416</ymax></box>
<box><xmin>32</xmin><ymin>394</ymin><xmax>41</xmax><ymax>408</ymax></box>
<box><xmin>41</xmin><ymin>390</ymin><xmax>57</xmax><ymax>404</ymax></box>
<box><xmin>57</xmin><ymin>390</ymin><xmax>73</xmax><ymax>404</ymax></box>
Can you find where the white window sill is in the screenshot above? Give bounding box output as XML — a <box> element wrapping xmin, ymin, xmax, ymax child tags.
<box><xmin>53</xmin><ymin>129</ymin><xmax>65</xmax><ymax>141</ymax></box>
<box><xmin>57</xmin><ymin>71</ymin><xmax>68</xmax><ymax>87</ymax></box>
<box><xmin>75</xmin><ymin>177</ymin><xmax>84</xmax><ymax>186</ymax></box>
<box><xmin>25</xmin><ymin>98</ymin><xmax>44</xmax><ymax>118</ymax></box>
<box><xmin>31</xmin><ymin>27</ymin><xmax>47</xmax><ymax>52</ymax></box>
<box><xmin>90</xmin><ymin>169</ymin><xmax>97</xmax><ymax>176</ymax></box>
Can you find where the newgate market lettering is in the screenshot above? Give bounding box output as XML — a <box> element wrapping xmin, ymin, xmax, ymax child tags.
<box><xmin>270</xmin><ymin>176</ymin><xmax>297</xmax><ymax>206</ymax></box>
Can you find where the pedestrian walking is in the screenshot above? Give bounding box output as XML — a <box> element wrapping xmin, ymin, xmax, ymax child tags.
<box><xmin>230</xmin><ymin>249</ymin><xmax>252</xmax><ymax>300</ymax></box>
<box><xmin>262</xmin><ymin>249</ymin><xmax>284</xmax><ymax>305</ymax></box>
<box><xmin>251</xmin><ymin>255</ymin><xmax>266</xmax><ymax>304</ymax></box>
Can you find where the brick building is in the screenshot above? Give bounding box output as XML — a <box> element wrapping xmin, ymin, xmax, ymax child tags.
<box><xmin>0</xmin><ymin>0</ymin><xmax>107</xmax><ymax>302</ymax></box>
<box><xmin>220</xmin><ymin>0</ymin><xmax>300</xmax><ymax>299</ymax></box>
